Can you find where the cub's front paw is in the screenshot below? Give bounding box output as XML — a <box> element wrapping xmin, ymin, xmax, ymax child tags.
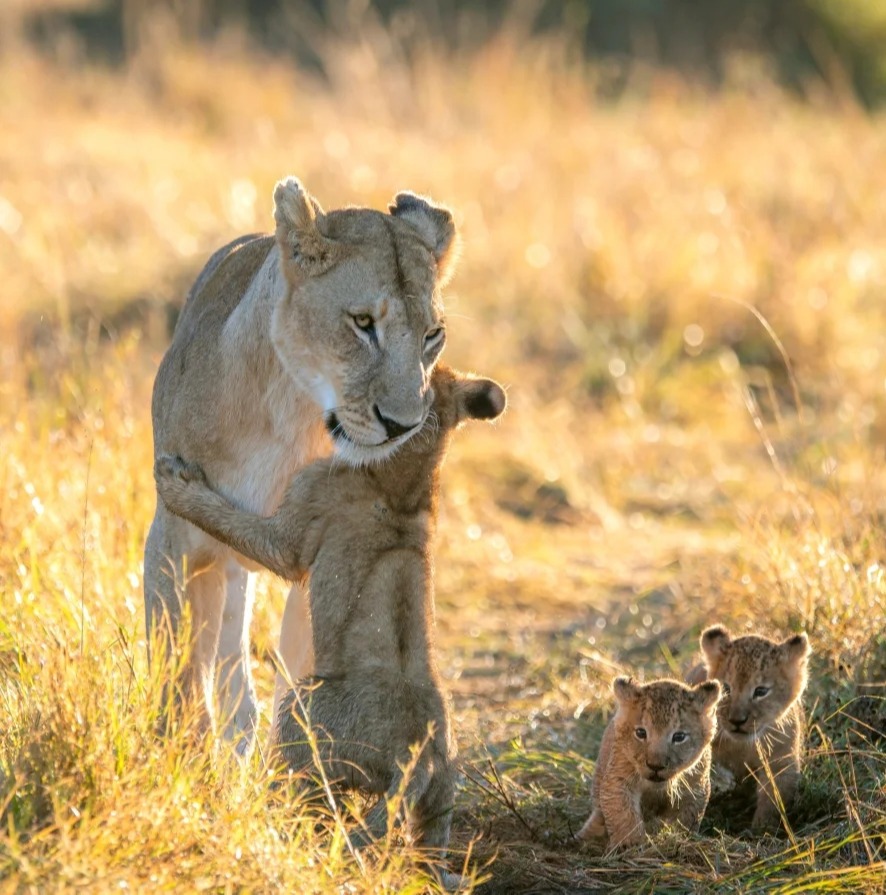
<box><xmin>154</xmin><ymin>454</ymin><xmax>208</xmax><ymax>487</ymax></box>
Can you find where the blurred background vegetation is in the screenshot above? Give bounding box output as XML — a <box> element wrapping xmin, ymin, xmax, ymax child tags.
<box><xmin>13</xmin><ymin>0</ymin><xmax>886</xmax><ymax>103</ymax></box>
<box><xmin>2</xmin><ymin>1</ymin><xmax>886</xmax><ymax>892</ymax></box>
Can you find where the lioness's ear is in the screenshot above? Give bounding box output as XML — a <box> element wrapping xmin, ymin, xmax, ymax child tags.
<box><xmin>781</xmin><ymin>632</ymin><xmax>810</xmax><ymax>664</ymax></box>
<box><xmin>692</xmin><ymin>680</ymin><xmax>722</xmax><ymax>713</ymax></box>
<box><xmin>389</xmin><ymin>191</ymin><xmax>459</xmax><ymax>285</ymax></box>
<box><xmin>454</xmin><ymin>376</ymin><xmax>506</xmax><ymax>424</ymax></box>
<box><xmin>274</xmin><ymin>177</ymin><xmax>340</xmax><ymax>278</ymax></box>
<box><xmin>612</xmin><ymin>676</ymin><xmax>643</xmax><ymax>706</ymax></box>
<box><xmin>700</xmin><ymin>625</ymin><xmax>731</xmax><ymax>661</ymax></box>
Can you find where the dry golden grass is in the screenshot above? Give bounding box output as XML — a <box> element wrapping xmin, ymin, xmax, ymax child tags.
<box><xmin>1</xmin><ymin>17</ymin><xmax>885</xmax><ymax>893</ymax></box>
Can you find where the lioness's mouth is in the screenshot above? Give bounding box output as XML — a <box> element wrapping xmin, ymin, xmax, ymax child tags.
<box><xmin>325</xmin><ymin>412</ymin><xmax>418</xmax><ymax>449</ymax></box>
<box><xmin>325</xmin><ymin>412</ymin><xmax>356</xmax><ymax>445</ymax></box>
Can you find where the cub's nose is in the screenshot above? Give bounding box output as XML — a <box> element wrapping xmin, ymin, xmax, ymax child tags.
<box><xmin>645</xmin><ymin>760</ymin><xmax>666</xmax><ymax>772</ymax></box>
<box><xmin>373</xmin><ymin>405</ymin><xmax>420</xmax><ymax>439</ymax></box>
<box><xmin>729</xmin><ymin>714</ymin><xmax>749</xmax><ymax>729</ymax></box>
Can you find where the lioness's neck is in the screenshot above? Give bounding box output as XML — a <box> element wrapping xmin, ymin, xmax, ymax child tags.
<box><xmin>217</xmin><ymin>250</ymin><xmax>329</xmax><ymax>509</ymax></box>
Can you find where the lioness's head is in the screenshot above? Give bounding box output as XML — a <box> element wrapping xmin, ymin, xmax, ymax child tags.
<box><xmin>612</xmin><ymin>677</ymin><xmax>721</xmax><ymax>784</ymax></box>
<box><xmin>699</xmin><ymin>626</ymin><xmax>810</xmax><ymax>742</ymax></box>
<box><xmin>269</xmin><ymin>177</ymin><xmax>457</xmax><ymax>465</ymax></box>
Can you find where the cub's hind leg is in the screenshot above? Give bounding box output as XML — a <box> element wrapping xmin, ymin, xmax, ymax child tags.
<box><xmin>413</xmin><ymin>761</ymin><xmax>456</xmax><ymax>854</ymax></box>
<box><xmin>416</xmin><ymin>763</ymin><xmax>461</xmax><ymax>889</ymax></box>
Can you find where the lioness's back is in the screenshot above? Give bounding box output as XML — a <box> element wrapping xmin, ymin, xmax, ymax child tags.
<box><xmin>151</xmin><ymin>235</ymin><xmax>279</xmax><ymax>464</ymax></box>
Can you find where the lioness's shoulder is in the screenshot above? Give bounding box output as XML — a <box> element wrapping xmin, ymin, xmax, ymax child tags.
<box><xmin>174</xmin><ymin>233</ymin><xmax>275</xmax><ymax>338</ymax></box>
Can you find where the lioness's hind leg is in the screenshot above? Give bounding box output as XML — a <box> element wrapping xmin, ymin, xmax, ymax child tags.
<box><xmin>144</xmin><ymin>506</ymin><xmax>224</xmax><ymax>738</ymax></box>
<box><xmin>144</xmin><ymin>509</ymin><xmax>184</xmax><ymax>663</ymax></box>
<box><xmin>144</xmin><ymin>510</ymin><xmax>183</xmax><ymax>733</ymax></box>
<box><xmin>215</xmin><ymin>558</ymin><xmax>259</xmax><ymax>754</ymax></box>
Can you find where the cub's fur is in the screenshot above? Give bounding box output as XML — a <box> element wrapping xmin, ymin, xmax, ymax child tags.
<box><xmin>577</xmin><ymin>677</ymin><xmax>722</xmax><ymax>848</ymax></box>
<box><xmin>688</xmin><ymin>625</ymin><xmax>810</xmax><ymax>831</ymax></box>
<box><xmin>155</xmin><ymin>364</ymin><xmax>506</xmax><ymax>872</ymax></box>
<box><xmin>146</xmin><ymin>176</ymin><xmax>458</xmax><ymax>749</ymax></box>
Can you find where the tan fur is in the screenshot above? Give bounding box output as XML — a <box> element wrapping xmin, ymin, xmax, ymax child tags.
<box><xmin>145</xmin><ymin>177</ymin><xmax>458</xmax><ymax>749</ymax></box>
<box><xmin>688</xmin><ymin>625</ymin><xmax>810</xmax><ymax>831</ymax></box>
<box><xmin>576</xmin><ymin>677</ymin><xmax>721</xmax><ymax>849</ymax></box>
<box><xmin>154</xmin><ymin>364</ymin><xmax>506</xmax><ymax>876</ymax></box>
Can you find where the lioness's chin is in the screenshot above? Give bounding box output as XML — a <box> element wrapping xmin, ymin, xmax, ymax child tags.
<box><xmin>330</xmin><ymin>432</ymin><xmax>409</xmax><ymax>466</ymax></box>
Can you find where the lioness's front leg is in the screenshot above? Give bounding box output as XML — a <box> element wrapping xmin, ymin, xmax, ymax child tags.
<box><xmin>154</xmin><ymin>455</ymin><xmax>303</xmax><ymax>581</ymax></box>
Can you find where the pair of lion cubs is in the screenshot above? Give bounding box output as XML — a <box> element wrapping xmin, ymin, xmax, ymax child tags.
<box><xmin>578</xmin><ymin>626</ymin><xmax>810</xmax><ymax>849</ymax></box>
<box><xmin>155</xmin><ymin>363</ymin><xmax>506</xmax><ymax>882</ymax></box>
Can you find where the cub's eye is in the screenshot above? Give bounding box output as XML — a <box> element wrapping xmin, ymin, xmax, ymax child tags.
<box><xmin>753</xmin><ymin>686</ymin><xmax>770</xmax><ymax>700</ymax></box>
<box><xmin>672</xmin><ymin>731</ymin><xmax>688</xmax><ymax>744</ymax></box>
<box><xmin>352</xmin><ymin>314</ymin><xmax>375</xmax><ymax>332</ymax></box>
<box><xmin>721</xmin><ymin>682</ymin><xmax>732</xmax><ymax>696</ymax></box>
<box><xmin>634</xmin><ymin>727</ymin><xmax>647</xmax><ymax>741</ymax></box>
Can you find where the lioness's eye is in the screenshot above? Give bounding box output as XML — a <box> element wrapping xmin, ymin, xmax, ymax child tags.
<box><xmin>634</xmin><ymin>727</ymin><xmax>647</xmax><ymax>740</ymax></box>
<box><xmin>672</xmin><ymin>731</ymin><xmax>688</xmax><ymax>744</ymax></box>
<box><xmin>753</xmin><ymin>686</ymin><xmax>770</xmax><ymax>700</ymax></box>
<box><xmin>424</xmin><ymin>326</ymin><xmax>444</xmax><ymax>346</ymax></box>
<box><xmin>352</xmin><ymin>314</ymin><xmax>375</xmax><ymax>332</ymax></box>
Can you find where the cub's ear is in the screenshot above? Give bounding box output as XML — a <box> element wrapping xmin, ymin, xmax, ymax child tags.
<box><xmin>700</xmin><ymin>625</ymin><xmax>731</xmax><ymax>661</ymax></box>
<box><xmin>691</xmin><ymin>680</ymin><xmax>722</xmax><ymax>713</ymax></box>
<box><xmin>612</xmin><ymin>676</ymin><xmax>643</xmax><ymax>706</ymax></box>
<box><xmin>274</xmin><ymin>177</ymin><xmax>341</xmax><ymax>279</ymax></box>
<box><xmin>389</xmin><ymin>191</ymin><xmax>459</xmax><ymax>285</ymax></box>
<box><xmin>781</xmin><ymin>632</ymin><xmax>810</xmax><ymax>663</ymax></box>
<box><xmin>454</xmin><ymin>376</ymin><xmax>507</xmax><ymax>424</ymax></box>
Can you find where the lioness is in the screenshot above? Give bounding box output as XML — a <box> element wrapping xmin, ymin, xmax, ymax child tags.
<box><xmin>145</xmin><ymin>177</ymin><xmax>457</xmax><ymax>749</ymax></box>
<box><xmin>154</xmin><ymin>363</ymin><xmax>506</xmax><ymax>880</ymax></box>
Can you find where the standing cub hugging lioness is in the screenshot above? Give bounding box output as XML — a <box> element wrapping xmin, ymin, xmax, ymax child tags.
<box><xmin>155</xmin><ymin>363</ymin><xmax>506</xmax><ymax>877</ymax></box>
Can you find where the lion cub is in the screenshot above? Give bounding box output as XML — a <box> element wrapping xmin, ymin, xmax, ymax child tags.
<box><xmin>688</xmin><ymin>625</ymin><xmax>810</xmax><ymax>831</ymax></box>
<box><xmin>154</xmin><ymin>364</ymin><xmax>505</xmax><ymax>869</ymax></box>
<box><xmin>577</xmin><ymin>676</ymin><xmax>722</xmax><ymax>848</ymax></box>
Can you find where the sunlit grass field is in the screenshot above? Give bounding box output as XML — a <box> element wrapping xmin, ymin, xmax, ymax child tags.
<box><xmin>1</xmin><ymin>16</ymin><xmax>885</xmax><ymax>893</ymax></box>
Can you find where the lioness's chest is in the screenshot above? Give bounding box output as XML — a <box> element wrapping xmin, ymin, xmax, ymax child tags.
<box><xmin>221</xmin><ymin>407</ymin><xmax>330</xmax><ymax>515</ymax></box>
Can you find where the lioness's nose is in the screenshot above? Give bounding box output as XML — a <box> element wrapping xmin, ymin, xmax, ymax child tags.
<box><xmin>374</xmin><ymin>405</ymin><xmax>420</xmax><ymax>439</ymax></box>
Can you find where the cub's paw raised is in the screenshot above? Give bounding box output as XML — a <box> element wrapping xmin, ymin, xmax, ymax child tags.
<box><xmin>154</xmin><ymin>454</ymin><xmax>208</xmax><ymax>487</ymax></box>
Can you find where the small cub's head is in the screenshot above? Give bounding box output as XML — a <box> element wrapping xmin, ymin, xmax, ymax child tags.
<box><xmin>699</xmin><ymin>625</ymin><xmax>810</xmax><ymax>742</ymax></box>
<box><xmin>612</xmin><ymin>677</ymin><xmax>721</xmax><ymax>784</ymax></box>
